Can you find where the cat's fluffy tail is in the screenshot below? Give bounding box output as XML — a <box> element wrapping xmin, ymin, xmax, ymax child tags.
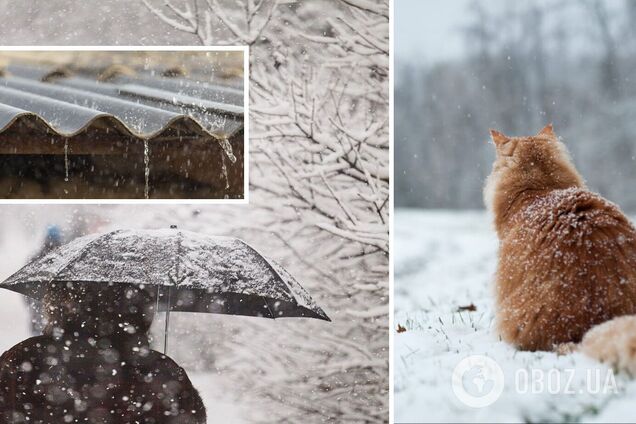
<box><xmin>581</xmin><ymin>315</ymin><xmax>636</xmax><ymax>376</ymax></box>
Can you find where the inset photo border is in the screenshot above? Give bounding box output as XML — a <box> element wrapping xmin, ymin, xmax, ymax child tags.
<box><xmin>0</xmin><ymin>45</ymin><xmax>249</xmax><ymax>204</ymax></box>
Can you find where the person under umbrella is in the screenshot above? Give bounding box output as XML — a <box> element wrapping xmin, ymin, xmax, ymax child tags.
<box><xmin>0</xmin><ymin>228</ymin><xmax>330</xmax><ymax>422</ymax></box>
<box><xmin>0</xmin><ymin>281</ymin><xmax>206</xmax><ymax>423</ymax></box>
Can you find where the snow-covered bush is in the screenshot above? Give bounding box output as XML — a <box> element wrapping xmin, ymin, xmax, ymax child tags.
<box><xmin>140</xmin><ymin>1</ymin><xmax>390</xmax><ymax>421</ymax></box>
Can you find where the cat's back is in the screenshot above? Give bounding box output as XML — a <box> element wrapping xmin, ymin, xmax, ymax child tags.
<box><xmin>507</xmin><ymin>187</ymin><xmax>636</xmax><ymax>258</ymax></box>
<box><xmin>497</xmin><ymin>187</ymin><xmax>636</xmax><ymax>350</ymax></box>
<box><xmin>498</xmin><ymin>186</ymin><xmax>636</xmax><ymax>299</ymax></box>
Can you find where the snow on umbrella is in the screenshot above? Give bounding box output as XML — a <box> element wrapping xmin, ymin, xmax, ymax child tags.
<box><xmin>0</xmin><ymin>228</ymin><xmax>330</xmax><ymax>352</ymax></box>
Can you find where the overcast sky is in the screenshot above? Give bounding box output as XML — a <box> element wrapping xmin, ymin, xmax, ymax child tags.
<box><xmin>395</xmin><ymin>0</ymin><xmax>624</xmax><ymax>66</ymax></box>
<box><xmin>395</xmin><ymin>0</ymin><xmax>473</xmax><ymax>65</ymax></box>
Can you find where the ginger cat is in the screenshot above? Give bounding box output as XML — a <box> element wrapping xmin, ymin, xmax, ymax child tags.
<box><xmin>485</xmin><ymin>124</ymin><xmax>636</xmax><ymax>371</ymax></box>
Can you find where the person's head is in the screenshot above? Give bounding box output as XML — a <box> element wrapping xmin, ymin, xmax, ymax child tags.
<box><xmin>44</xmin><ymin>225</ymin><xmax>63</xmax><ymax>248</ymax></box>
<box><xmin>43</xmin><ymin>282</ymin><xmax>157</xmax><ymax>340</ymax></box>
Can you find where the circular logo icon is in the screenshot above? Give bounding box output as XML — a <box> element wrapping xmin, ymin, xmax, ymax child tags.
<box><xmin>452</xmin><ymin>355</ymin><xmax>505</xmax><ymax>408</ymax></box>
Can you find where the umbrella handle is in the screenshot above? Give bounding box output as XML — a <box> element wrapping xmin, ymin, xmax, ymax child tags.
<box><xmin>164</xmin><ymin>287</ymin><xmax>171</xmax><ymax>355</ymax></box>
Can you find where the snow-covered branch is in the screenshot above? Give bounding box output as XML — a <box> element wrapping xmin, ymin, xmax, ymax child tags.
<box><xmin>143</xmin><ymin>0</ymin><xmax>279</xmax><ymax>45</ymax></box>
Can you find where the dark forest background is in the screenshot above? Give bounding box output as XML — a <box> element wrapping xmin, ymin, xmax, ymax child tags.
<box><xmin>396</xmin><ymin>0</ymin><xmax>636</xmax><ymax>211</ymax></box>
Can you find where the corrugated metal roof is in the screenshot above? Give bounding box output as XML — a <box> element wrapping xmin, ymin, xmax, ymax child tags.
<box><xmin>0</xmin><ymin>63</ymin><xmax>244</xmax><ymax>143</ymax></box>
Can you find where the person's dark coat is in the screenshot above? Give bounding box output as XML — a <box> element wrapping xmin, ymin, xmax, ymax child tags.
<box><xmin>0</xmin><ymin>284</ymin><xmax>206</xmax><ymax>424</ymax></box>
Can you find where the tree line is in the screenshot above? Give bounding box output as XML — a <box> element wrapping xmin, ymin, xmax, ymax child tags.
<box><xmin>397</xmin><ymin>0</ymin><xmax>636</xmax><ymax>211</ymax></box>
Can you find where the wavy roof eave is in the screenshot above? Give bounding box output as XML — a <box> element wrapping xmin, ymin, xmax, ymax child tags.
<box><xmin>0</xmin><ymin>63</ymin><xmax>244</xmax><ymax>142</ymax></box>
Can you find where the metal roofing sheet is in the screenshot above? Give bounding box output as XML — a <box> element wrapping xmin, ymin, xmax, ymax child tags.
<box><xmin>0</xmin><ymin>63</ymin><xmax>244</xmax><ymax>143</ymax></box>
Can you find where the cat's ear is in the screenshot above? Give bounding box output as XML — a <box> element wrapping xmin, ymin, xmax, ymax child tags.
<box><xmin>537</xmin><ymin>123</ymin><xmax>555</xmax><ymax>138</ymax></box>
<box><xmin>489</xmin><ymin>129</ymin><xmax>509</xmax><ymax>146</ymax></box>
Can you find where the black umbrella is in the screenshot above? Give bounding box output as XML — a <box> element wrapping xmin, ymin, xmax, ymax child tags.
<box><xmin>1</xmin><ymin>228</ymin><xmax>330</xmax><ymax>352</ymax></box>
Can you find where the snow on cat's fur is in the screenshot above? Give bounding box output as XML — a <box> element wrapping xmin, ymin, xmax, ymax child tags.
<box><xmin>485</xmin><ymin>124</ymin><xmax>636</xmax><ymax>373</ymax></box>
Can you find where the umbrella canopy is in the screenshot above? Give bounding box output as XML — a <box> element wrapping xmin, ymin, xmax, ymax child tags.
<box><xmin>1</xmin><ymin>228</ymin><xmax>330</xmax><ymax>322</ymax></box>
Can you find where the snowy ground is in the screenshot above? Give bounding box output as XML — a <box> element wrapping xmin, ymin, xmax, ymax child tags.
<box><xmin>394</xmin><ymin>209</ymin><xmax>636</xmax><ymax>423</ymax></box>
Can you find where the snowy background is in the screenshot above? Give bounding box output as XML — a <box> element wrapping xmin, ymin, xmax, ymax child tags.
<box><xmin>0</xmin><ymin>201</ymin><xmax>386</xmax><ymax>423</ymax></box>
<box><xmin>395</xmin><ymin>0</ymin><xmax>636</xmax><ymax>422</ymax></box>
<box><xmin>0</xmin><ymin>0</ymin><xmax>389</xmax><ymax>423</ymax></box>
